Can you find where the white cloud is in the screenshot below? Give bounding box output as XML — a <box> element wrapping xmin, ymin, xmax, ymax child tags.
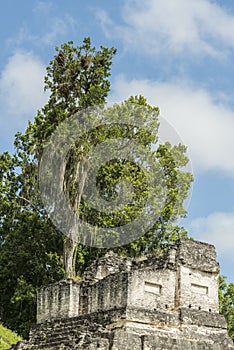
<box><xmin>102</xmin><ymin>0</ymin><xmax>234</xmax><ymax>58</ymax></box>
<box><xmin>110</xmin><ymin>75</ymin><xmax>234</xmax><ymax>176</ymax></box>
<box><xmin>0</xmin><ymin>51</ymin><xmax>48</xmax><ymax>145</ymax></box>
<box><xmin>42</xmin><ymin>17</ymin><xmax>73</xmax><ymax>45</ymax></box>
<box><xmin>14</xmin><ymin>15</ymin><xmax>77</xmax><ymax>48</ymax></box>
<box><xmin>33</xmin><ymin>1</ymin><xmax>78</xmax><ymax>45</ymax></box>
<box><xmin>33</xmin><ymin>1</ymin><xmax>53</xmax><ymax>15</ymax></box>
<box><xmin>189</xmin><ymin>212</ymin><xmax>234</xmax><ymax>260</ymax></box>
<box><xmin>96</xmin><ymin>9</ymin><xmax>114</xmax><ymax>39</ymax></box>
<box><xmin>7</xmin><ymin>4</ymin><xmax>77</xmax><ymax>49</ymax></box>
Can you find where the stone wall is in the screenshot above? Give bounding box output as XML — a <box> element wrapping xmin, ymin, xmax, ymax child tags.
<box><xmin>37</xmin><ymin>279</ymin><xmax>80</xmax><ymax>323</ymax></box>
<box><xmin>36</xmin><ymin>238</ymin><xmax>221</xmax><ymax>323</ymax></box>
<box><xmin>12</xmin><ymin>307</ymin><xmax>234</xmax><ymax>349</ymax></box>
<box><xmin>176</xmin><ymin>239</ymin><xmax>220</xmax><ymax>312</ymax></box>
<box><xmin>11</xmin><ymin>239</ymin><xmax>234</xmax><ymax>350</ymax></box>
<box><xmin>80</xmin><ymin>271</ymin><xmax>129</xmax><ymax>314</ymax></box>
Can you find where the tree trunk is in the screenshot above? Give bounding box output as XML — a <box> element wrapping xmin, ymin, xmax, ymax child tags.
<box><xmin>63</xmin><ymin>157</ymin><xmax>90</xmax><ymax>278</ymax></box>
<box><xmin>63</xmin><ymin>237</ymin><xmax>77</xmax><ymax>279</ymax></box>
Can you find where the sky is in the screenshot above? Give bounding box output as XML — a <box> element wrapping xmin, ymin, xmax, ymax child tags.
<box><xmin>1</xmin><ymin>0</ymin><xmax>234</xmax><ymax>281</ymax></box>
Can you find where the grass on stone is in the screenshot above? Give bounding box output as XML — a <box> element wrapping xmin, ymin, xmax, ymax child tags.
<box><xmin>0</xmin><ymin>324</ymin><xmax>22</xmax><ymax>350</ymax></box>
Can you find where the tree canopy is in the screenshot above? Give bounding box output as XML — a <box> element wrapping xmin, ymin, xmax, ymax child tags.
<box><xmin>219</xmin><ymin>276</ymin><xmax>234</xmax><ymax>342</ymax></box>
<box><xmin>0</xmin><ymin>37</ymin><xmax>193</xmax><ymax>338</ymax></box>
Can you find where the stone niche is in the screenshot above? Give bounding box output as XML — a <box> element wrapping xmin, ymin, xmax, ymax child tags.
<box><xmin>127</xmin><ymin>267</ymin><xmax>177</xmax><ymax>311</ymax></box>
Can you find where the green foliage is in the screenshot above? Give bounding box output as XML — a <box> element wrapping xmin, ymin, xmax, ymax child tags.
<box><xmin>0</xmin><ymin>211</ymin><xmax>64</xmax><ymax>338</ymax></box>
<box><xmin>0</xmin><ymin>37</ymin><xmax>193</xmax><ymax>337</ymax></box>
<box><xmin>0</xmin><ymin>37</ymin><xmax>117</xmax><ymax>337</ymax></box>
<box><xmin>14</xmin><ymin>37</ymin><xmax>116</xmax><ymax>159</ymax></box>
<box><xmin>0</xmin><ymin>324</ymin><xmax>22</xmax><ymax>350</ymax></box>
<box><xmin>219</xmin><ymin>276</ymin><xmax>234</xmax><ymax>342</ymax></box>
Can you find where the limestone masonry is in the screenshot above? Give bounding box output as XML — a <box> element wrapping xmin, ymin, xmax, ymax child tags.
<box><xmin>12</xmin><ymin>239</ymin><xmax>234</xmax><ymax>349</ymax></box>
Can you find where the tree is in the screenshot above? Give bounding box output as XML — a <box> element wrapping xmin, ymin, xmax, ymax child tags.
<box><xmin>219</xmin><ymin>276</ymin><xmax>234</xmax><ymax>342</ymax></box>
<box><xmin>14</xmin><ymin>37</ymin><xmax>117</xmax><ymax>279</ymax></box>
<box><xmin>0</xmin><ymin>37</ymin><xmax>193</xmax><ymax>337</ymax></box>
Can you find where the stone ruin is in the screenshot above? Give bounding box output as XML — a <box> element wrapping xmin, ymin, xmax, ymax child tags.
<box><xmin>12</xmin><ymin>239</ymin><xmax>234</xmax><ymax>349</ymax></box>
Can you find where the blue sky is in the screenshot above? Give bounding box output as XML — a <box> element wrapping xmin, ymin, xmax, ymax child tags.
<box><xmin>1</xmin><ymin>0</ymin><xmax>234</xmax><ymax>281</ymax></box>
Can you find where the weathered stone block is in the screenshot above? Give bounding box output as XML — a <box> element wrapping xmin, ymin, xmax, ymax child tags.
<box><xmin>37</xmin><ymin>279</ymin><xmax>80</xmax><ymax>323</ymax></box>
